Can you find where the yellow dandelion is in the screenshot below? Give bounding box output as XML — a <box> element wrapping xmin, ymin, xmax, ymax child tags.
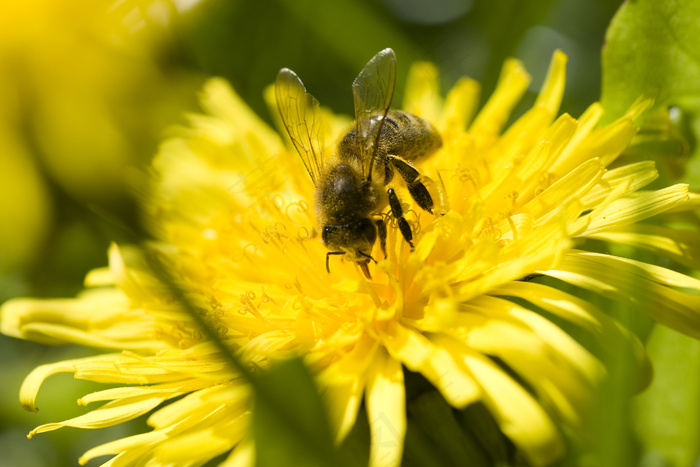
<box><xmin>3</xmin><ymin>49</ymin><xmax>699</xmax><ymax>467</ymax></box>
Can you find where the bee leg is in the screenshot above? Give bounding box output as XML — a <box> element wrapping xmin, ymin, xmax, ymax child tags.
<box><xmin>375</xmin><ymin>218</ymin><xmax>387</xmax><ymax>258</ymax></box>
<box><xmin>387</xmin><ymin>188</ymin><xmax>414</xmax><ymax>250</ymax></box>
<box><xmin>387</xmin><ymin>155</ymin><xmax>434</xmax><ymax>214</ymax></box>
<box><xmin>326</xmin><ymin>251</ymin><xmax>345</xmax><ymax>274</ymax></box>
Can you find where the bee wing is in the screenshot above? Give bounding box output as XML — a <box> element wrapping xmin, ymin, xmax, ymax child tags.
<box><xmin>275</xmin><ymin>67</ymin><xmax>325</xmax><ymax>185</ymax></box>
<box><xmin>352</xmin><ymin>48</ymin><xmax>397</xmax><ymax>180</ymax></box>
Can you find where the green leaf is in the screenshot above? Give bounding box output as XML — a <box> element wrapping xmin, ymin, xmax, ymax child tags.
<box><xmin>602</xmin><ymin>0</ymin><xmax>700</xmax><ymax>119</ymax></box>
<box><xmin>633</xmin><ymin>325</ymin><xmax>700</xmax><ymax>467</ymax></box>
<box><xmin>601</xmin><ymin>0</ymin><xmax>700</xmax><ymax>184</ymax></box>
<box><xmin>252</xmin><ymin>358</ymin><xmax>356</xmax><ymax>467</ymax></box>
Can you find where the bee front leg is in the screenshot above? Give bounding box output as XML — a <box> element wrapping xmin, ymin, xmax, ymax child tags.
<box><xmin>387</xmin><ymin>188</ymin><xmax>414</xmax><ymax>250</ymax></box>
<box><xmin>386</xmin><ymin>155</ymin><xmax>434</xmax><ymax>214</ymax></box>
<box><xmin>326</xmin><ymin>251</ymin><xmax>345</xmax><ymax>273</ymax></box>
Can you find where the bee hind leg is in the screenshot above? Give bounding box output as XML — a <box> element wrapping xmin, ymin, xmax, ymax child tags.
<box><xmin>375</xmin><ymin>218</ymin><xmax>387</xmax><ymax>258</ymax></box>
<box><xmin>387</xmin><ymin>188</ymin><xmax>414</xmax><ymax>250</ymax></box>
<box><xmin>387</xmin><ymin>155</ymin><xmax>434</xmax><ymax>214</ymax></box>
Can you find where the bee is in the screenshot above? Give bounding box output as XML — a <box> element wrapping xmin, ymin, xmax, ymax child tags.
<box><xmin>275</xmin><ymin>48</ymin><xmax>442</xmax><ymax>278</ymax></box>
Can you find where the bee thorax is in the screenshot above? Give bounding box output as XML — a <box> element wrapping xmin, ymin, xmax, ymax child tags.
<box><xmin>318</xmin><ymin>164</ymin><xmax>377</xmax><ymax>223</ymax></box>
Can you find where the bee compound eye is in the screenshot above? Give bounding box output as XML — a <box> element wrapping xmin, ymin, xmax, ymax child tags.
<box><xmin>322</xmin><ymin>225</ymin><xmax>337</xmax><ymax>245</ymax></box>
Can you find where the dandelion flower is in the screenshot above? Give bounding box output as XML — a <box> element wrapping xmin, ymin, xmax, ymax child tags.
<box><xmin>3</xmin><ymin>50</ymin><xmax>700</xmax><ymax>467</ymax></box>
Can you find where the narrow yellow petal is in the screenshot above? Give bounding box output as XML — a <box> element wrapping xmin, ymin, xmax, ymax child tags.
<box><xmin>514</xmin><ymin>114</ymin><xmax>578</xmax><ymax>203</ymax></box>
<box><xmin>29</xmin><ymin>395</ymin><xmax>168</xmax><ymax>438</ymax></box>
<box><xmin>84</xmin><ymin>267</ymin><xmax>115</xmax><ymax>286</ymax></box>
<box><xmin>78</xmin><ymin>379</ymin><xmax>213</xmax><ymax>405</ymax></box>
<box><xmin>534</xmin><ymin>49</ymin><xmax>567</xmax><ymax>114</ymax></box>
<box><xmin>582</xmin><ymin>116</ymin><xmax>639</xmax><ymax>168</ymax></box>
<box><xmin>220</xmin><ymin>439</ymin><xmax>254</xmax><ymax>467</ymax></box>
<box><xmin>147</xmin><ymin>383</ymin><xmax>249</xmax><ymax>430</ymax></box>
<box><xmin>154</xmin><ymin>414</ymin><xmax>246</xmax><ymax>463</ymax></box>
<box><xmin>324</xmin><ymin>379</ymin><xmax>365</xmax><ymax>444</ymax></box>
<box><xmin>667</xmin><ymin>191</ymin><xmax>700</xmax><ymax>213</ymax></box>
<box><xmin>315</xmin><ymin>337</ymin><xmax>374</xmax><ymax>443</ymax></box>
<box><xmin>579</xmin><ymin>161</ymin><xmax>658</xmax><ymax>209</ymax></box>
<box><xmin>470</xmin><ymin>58</ymin><xmax>531</xmax><ymax>136</ymax></box>
<box><xmin>525</xmin><ymin>158</ymin><xmax>604</xmax><ymax>221</ymax></box>
<box><xmin>382</xmin><ymin>323</ymin><xmax>480</xmax><ymax>407</ymax></box>
<box><xmin>463</xmin><ymin>354</ymin><xmax>564</xmax><ymax>467</ymax></box>
<box><xmin>623</xmin><ymin>92</ymin><xmax>655</xmax><ymax>121</ymax></box>
<box><xmin>461</xmin><ymin>296</ymin><xmax>602</xmax><ymax>385</ymax></box>
<box><xmin>19</xmin><ymin>354</ymin><xmax>124</xmax><ymax>412</ymax></box>
<box><xmin>366</xmin><ymin>350</ymin><xmax>406</xmax><ymax>467</ymax></box>
<box><xmin>582</xmin><ymin>184</ymin><xmax>689</xmax><ymax>235</ymax></box>
<box><xmin>197</xmin><ymin>78</ymin><xmax>282</xmax><ymax>156</ymax></box>
<box><xmin>586</xmin><ymin>224</ymin><xmax>700</xmax><ymax>270</ymax></box>
<box><xmin>316</xmin><ymin>334</ymin><xmax>378</xmax><ymax>386</ymax></box>
<box><xmin>508</xmin><ymin>305</ymin><xmax>602</xmax><ymax>383</ymax></box>
<box><xmin>491</xmin><ymin>281</ymin><xmax>653</xmax><ymax>390</ymax></box>
<box><xmin>439</xmin><ymin>77</ymin><xmax>480</xmax><ymax>134</ymax></box>
<box><xmin>79</xmin><ymin>429</ymin><xmax>169</xmax><ymax>465</ymax></box>
<box><xmin>542</xmin><ymin>251</ymin><xmax>700</xmax><ymax>339</ymax></box>
<box><xmin>402</xmin><ymin>61</ymin><xmax>441</xmax><ymax>122</ymax></box>
<box><xmin>549</xmin><ymin>102</ymin><xmax>603</xmax><ymax>176</ymax></box>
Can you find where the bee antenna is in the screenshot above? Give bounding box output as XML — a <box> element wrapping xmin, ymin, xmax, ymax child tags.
<box><xmin>357</xmin><ymin>251</ymin><xmax>377</xmax><ymax>264</ymax></box>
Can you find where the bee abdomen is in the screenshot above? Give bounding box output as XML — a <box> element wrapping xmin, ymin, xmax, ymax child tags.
<box><xmin>337</xmin><ymin>110</ymin><xmax>441</xmax><ymax>176</ymax></box>
<box><xmin>384</xmin><ymin>111</ymin><xmax>442</xmax><ymax>162</ymax></box>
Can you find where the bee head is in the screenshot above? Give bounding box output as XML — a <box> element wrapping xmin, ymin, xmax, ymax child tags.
<box><xmin>322</xmin><ymin>218</ymin><xmax>377</xmax><ymax>262</ymax></box>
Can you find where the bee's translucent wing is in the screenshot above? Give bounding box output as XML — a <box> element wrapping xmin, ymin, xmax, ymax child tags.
<box><xmin>352</xmin><ymin>48</ymin><xmax>397</xmax><ymax>180</ymax></box>
<box><xmin>275</xmin><ymin>68</ymin><xmax>325</xmax><ymax>185</ymax></box>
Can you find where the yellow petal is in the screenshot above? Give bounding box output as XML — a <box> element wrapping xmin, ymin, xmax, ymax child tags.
<box><xmin>470</xmin><ymin>58</ymin><xmax>531</xmax><ymax>136</ymax></box>
<box><xmin>463</xmin><ymin>353</ymin><xmax>564</xmax><ymax>466</ymax></box>
<box><xmin>542</xmin><ymin>251</ymin><xmax>700</xmax><ymax>339</ymax></box>
<box><xmin>549</xmin><ymin>102</ymin><xmax>603</xmax><ymax>176</ymax></box>
<box><xmin>534</xmin><ymin>49</ymin><xmax>567</xmax><ymax>114</ymax></box>
<box><xmin>525</xmin><ymin>158</ymin><xmax>604</xmax><ymax>220</ymax></box>
<box><xmin>324</xmin><ymin>379</ymin><xmax>365</xmax><ymax>444</ymax></box>
<box><xmin>402</xmin><ymin>61</ymin><xmax>441</xmax><ymax>122</ymax></box>
<box><xmin>78</xmin><ymin>379</ymin><xmax>213</xmax><ymax>405</ymax></box>
<box><xmin>197</xmin><ymin>78</ymin><xmax>282</xmax><ymax>157</ymax></box>
<box><xmin>382</xmin><ymin>322</ymin><xmax>480</xmax><ymax>407</ymax></box>
<box><xmin>582</xmin><ymin>184</ymin><xmax>689</xmax><ymax>235</ymax></box>
<box><xmin>0</xmin><ymin>291</ymin><xmax>162</xmax><ymax>350</ymax></box>
<box><xmin>20</xmin><ymin>354</ymin><xmax>123</xmax><ymax>412</ymax></box>
<box><xmin>220</xmin><ymin>439</ymin><xmax>254</xmax><ymax>467</ymax></box>
<box><xmin>366</xmin><ymin>349</ymin><xmax>405</xmax><ymax>467</ymax></box>
<box><xmin>79</xmin><ymin>429</ymin><xmax>169</xmax><ymax>466</ymax></box>
<box><xmin>147</xmin><ymin>383</ymin><xmax>249</xmax><ymax>430</ymax></box>
<box><xmin>456</xmin><ymin>296</ymin><xmax>603</xmax><ymax>427</ymax></box>
<box><xmin>29</xmin><ymin>394</ymin><xmax>169</xmax><ymax>438</ymax></box>
<box><xmin>586</xmin><ymin>224</ymin><xmax>700</xmax><ymax>270</ymax></box>
<box><xmin>579</xmin><ymin>161</ymin><xmax>658</xmax><ymax>208</ymax></box>
<box><xmin>492</xmin><ymin>281</ymin><xmax>651</xmax><ymax>390</ymax></box>
<box><xmin>439</xmin><ymin>77</ymin><xmax>480</xmax><ymax>134</ymax></box>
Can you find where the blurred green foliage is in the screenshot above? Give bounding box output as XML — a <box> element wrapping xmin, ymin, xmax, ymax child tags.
<box><xmin>253</xmin><ymin>359</ymin><xmax>357</xmax><ymax>467</ymax></box>
<box><xmin>602</xmin><ymin>0</ymin><xmax>700</xmax><ymax>187</ymax></box>
<box><xmin>4</xmin><ymin>0</ymin><xmax>700</xmax><ymax>466</ymax></box>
